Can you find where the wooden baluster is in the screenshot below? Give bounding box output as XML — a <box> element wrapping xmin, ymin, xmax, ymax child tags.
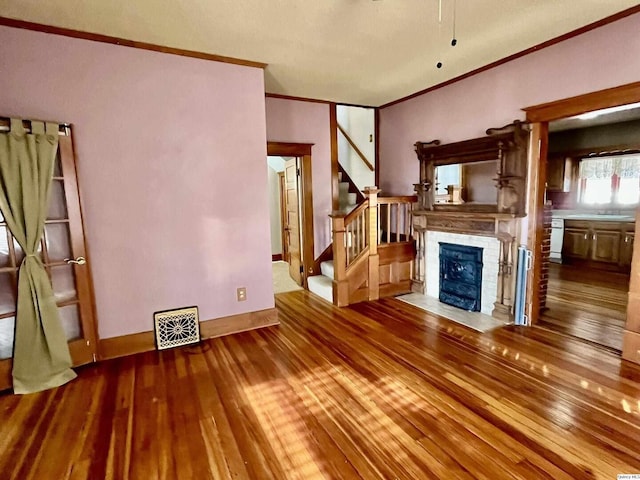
<box><xmin>395</xmin><ymin>203</ymin><xmax>400</xmax><ymax>243</ymax></box>
<box><xmin>377</xmin><ymin>206</ymin><xmax>381</xmax><ymax>244</ymax></box>
<box><xmin>405</xmin><ymin>203</ymin><xmax>410</xmax><ymax>240</ymax></box>
<box><xmin>386</xmin><ymin>204</ymin><xmax>391</xmax><ymax>244</ymax></box>
<box><xmin>361</xmin><ymin>212</ymin><xmax>365</xmax><ymax>252</ymax></box>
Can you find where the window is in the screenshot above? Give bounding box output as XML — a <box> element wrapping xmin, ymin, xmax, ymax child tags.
<box><xmin>578</xmin><ymin>155</ymin><xmax>640</xmax><ymax>205</ymax></box>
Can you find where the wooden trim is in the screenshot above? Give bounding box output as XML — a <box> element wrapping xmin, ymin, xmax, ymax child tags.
<box><xmin>267</xmin><ymin>142</ymin><xmax>316</xmax><ymax>281</ymax></box>
<box><xmin>380</xmin><ymin>6</ymin><xmax>640</xmax><ymax>109</ymax></box>
<box><xmin>622</xmin><ymin>208</ymin><xmax>640</xmax><ymax>364</ymax></box>
<box><xmin>0</xmin><ymin>16</ymin><xmax>266</xmax><ymax>69</ymax></box>
<box><xmin>378</xmin><ymin>195</ymin><xmax>417</xmax><ymax>204</ymax></box>
<box><xmin>272</xmin><ymin>254</ymin><xmax>283</xmax><ymax>262</ymax></box>
<box><xmin>0</xmin><ymin>359</ymin><xmax>10</xmax><ymax>392</ymax></box>
<box><xmin>526</xmin><ymin>122</ymin><xmax>549</xmax><ymax>325</ymax></box>
<box><xmin>266</xmin><ymin>93</ymin><xmax>375</xmax><ymax>109</ymax></box>
<box><xmin>299</xmin><ymin>153</ymin><xmax>316</xmax><ymax>279</ymax></box>
<box><xmin>278</xmin><ymin>171</ymin><xmax>287</xmax><ymax>264</ymax></box>
<box><xmin>344</xmin><ymin>201</ymin><xmax>368</xmax><ymax>225</ymax></box>
<box><xmin>99</xmin><ymin>308</ymin><xmax>279</xmax><ymax>361</ymax></box>
<box><xmin>550</xmin><ymin>142</ymin><xmax>640</xmax><ymax>159</ymax></box>
<box><xmin>59</xmin><ymin>134</ymin><xmax>99</xmax><ymax>362</ymax></box>
<box><xmin>337</xmin><ymin>123</ymin><xmax>374</xmax><ymax>171</ymax></box>
<box><xmin>330</xmin><ymin>103</ymin><xmax>340</xmax><ymax>211</ymax></box>
<box><xmin>525</xmin><ymin>82</ymin><xmax>640</xmax><ymax>122</ymax></box>
<box><xmin>267</xmin><ymin>142</ymin><xmax>312</xmax><ymax>156</ymax></box>
<box><xmin>374</xmin><ymin>108</ymin><xmax>380</xmax><ymax>188</ymax></box>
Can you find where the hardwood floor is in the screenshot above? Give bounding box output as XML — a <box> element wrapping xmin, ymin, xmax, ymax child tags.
<box><xmin>2</xmin><ymin>290</ymin><xmax>640</xmax><ymax>479</ymax></box>
<box><xmin>539</xmin><ymin>263</ymin><xmax>629</xmax><ymax>351</ymax></box>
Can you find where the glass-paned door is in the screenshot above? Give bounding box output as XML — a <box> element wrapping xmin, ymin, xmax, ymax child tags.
<box><xmin>0</xmin><ymin>132</ymin><xmax>97</xmax><ymax>390</ymax></box>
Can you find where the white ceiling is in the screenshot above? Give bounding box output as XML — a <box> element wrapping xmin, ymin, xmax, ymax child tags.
<box><xmin>0</xmin><ymin>0</ymin><xmax>637</xmax><ymax>106</ymax></box>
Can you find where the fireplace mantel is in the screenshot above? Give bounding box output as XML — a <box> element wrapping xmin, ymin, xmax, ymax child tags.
<box><xmin>413</xmin><ymin>210</ymin><xmax>519</xmax><ymax>237</ymax></box>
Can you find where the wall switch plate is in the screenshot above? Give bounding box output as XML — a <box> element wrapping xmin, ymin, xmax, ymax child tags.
<box><xmin>237</xmin><ymin>287</ymin><xmax>247</xmax><ymax>301</ymax></box>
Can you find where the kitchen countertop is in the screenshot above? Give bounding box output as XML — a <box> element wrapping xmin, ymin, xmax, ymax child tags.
<box><xmin>551</xmin><ymin>210</ymin><xmax>636</xmax><ymax>222</ymax></box>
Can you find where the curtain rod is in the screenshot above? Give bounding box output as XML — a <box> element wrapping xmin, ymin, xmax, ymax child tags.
<box><xmin>0</xmin><ymin>118</ymin><xmax>71</xmax><ymax>136</ymax></box>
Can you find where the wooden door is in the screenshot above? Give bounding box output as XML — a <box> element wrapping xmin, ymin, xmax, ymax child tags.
<box><xmin>278</xmin><ymin>172</ymin><xmax>288</xmax><ymax>263</ymax></box>
<box><xmin>0</xmin><ymin>132</ymin><xmax>97</xmax><ymax>390</ymax></box>
<box><xmin>284</xmin><ymin>158</ymin><xmax>302</xmax><ymax>285</ymax></box>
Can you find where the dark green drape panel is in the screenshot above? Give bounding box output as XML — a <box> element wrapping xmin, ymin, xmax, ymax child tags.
<box><xmin>0</xmin><ymin>118</ymin><xmax>76</xmax><ymax>394</ymax></box>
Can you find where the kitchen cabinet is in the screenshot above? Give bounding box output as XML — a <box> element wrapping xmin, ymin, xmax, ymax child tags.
<box><xmin>591</xmin><ymin>228</ymin><xmax>621</xmax><ymax>263</ymax></box>
<box><xmin>563</xmin><ymin>227</ymin><xmax>590</xmax><ymax>259</ymax></box>
<box><xmin>621</xmin><ymin>231</ymin><xmax>636</xmax><ymax>268</ymax></box>
<box><xmin>563</xmin><ymin>220</ymin><xmax>634</xmax><ymax>270</ymax></box>
<box><xmin>546</xmin><ymin>154</ymin><xmax>572</xmax><ymax>192</ymax></box>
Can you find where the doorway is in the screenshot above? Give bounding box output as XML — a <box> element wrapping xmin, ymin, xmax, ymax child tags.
<box><xmin>540</xmin><ymin>109</ymin><xmax>639</xmax><ymax>350</ymax></box>
<box><xmin>267</xmin><ymin>155</ymin><xmax>303</xmax><ymax>294</ymax></box>
<box><xmin>266</xmin><ymin>142</ymin><xmax>315</xmax><ymax>294</ymax></box>
<box><xmin>0</xmin><ymin>123</ymin><xmax>98</xmax><ymax>390</ymax></box>
<box><xmin>524</xmin><ymin>83</ymin><xmax>640</xmax><ymax>353</ymax></box>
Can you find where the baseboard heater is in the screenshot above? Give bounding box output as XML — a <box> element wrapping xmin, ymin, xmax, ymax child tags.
<box><xmin>513</xmin><ymin>246</ymin><xmax>532</xmax><ymax>326</ymax></box>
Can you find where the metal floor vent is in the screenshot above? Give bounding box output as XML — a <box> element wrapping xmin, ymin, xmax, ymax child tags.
<box><xmin>154</xmin><ymin>306</ymin><xmax>200</xmax><ymax>350</ymax></box>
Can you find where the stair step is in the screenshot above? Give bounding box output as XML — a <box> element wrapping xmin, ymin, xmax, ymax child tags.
<box><xmin>347</xmin><ymin>192</ymin><xmax>357</xmax><ymax>204</ymax></box>
<box><xmin>320</xmin><ymin>260</ymin><xmax>334</xmax><ymax>279</ymax></box>
<box><xmin>307</xmin><ymin>275</ymin><xmax>333</xmax><ymax>303</ymax></box>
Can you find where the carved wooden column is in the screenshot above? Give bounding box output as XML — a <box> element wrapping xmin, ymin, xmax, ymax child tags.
<box><xmin>411</xmin><ymin>209</ymin><xmax>427</xmax><ymax>293</ymax></box>
<box><xmin>364</xmin><ymin>187</ymin><xmax>381</xmax><ymax>301</ymax></box>
<box><xmin>493</xmin><ymin>231</ymin><xmax>515</xmax><ymax>321</ymax></box>
<box><xmin>330</xmin><ymin>213</ymin><xmax>349</xmax><ymax>307</ymax></box>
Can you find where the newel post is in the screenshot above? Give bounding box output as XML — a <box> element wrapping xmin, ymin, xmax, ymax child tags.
<box><xmin>365</xmin><ymin>187</ymin><xmax>381</xmax><ymax>301</ymax></box>
<box><xmin>330</xmin><ymin>213</ymin><xmax>349</xmax><ymax>306</ymax></box>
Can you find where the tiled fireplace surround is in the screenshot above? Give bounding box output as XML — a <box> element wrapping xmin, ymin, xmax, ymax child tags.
<box><xmin>426</xmin><ymin>232</ymin><xmax>499</xmax><ymax>315</ymax></box>
<box><xmin>411</xmin><ymin>214</ymin><xmax>521</xmax><ymax>322</ymax></box>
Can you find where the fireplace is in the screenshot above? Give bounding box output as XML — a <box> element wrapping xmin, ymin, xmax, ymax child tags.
<box><xmin>416</xmin><ymin>229</ymin><xmax>502</xmax><ymax>317</ymax></box>
<box><xmin>439</xmin><ymin>243</ymin><xmax>483</xmax><ymax>311</ymax></box>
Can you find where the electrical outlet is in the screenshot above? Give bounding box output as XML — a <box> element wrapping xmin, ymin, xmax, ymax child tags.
<box><xmin>237</xmin><ymin>287</ymin><xmax>247</xmax><ymax>302</ymax></box>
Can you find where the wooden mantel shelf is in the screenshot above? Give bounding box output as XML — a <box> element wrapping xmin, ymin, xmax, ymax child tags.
<box><xmin>413</xmin><ymin>210</ymin><xmax>518</xmax><ymax>220</ymax></box>
<box><xmin>412</xmin><ymin>209</ymin><xmax>520</xmax><ymax>238</ymax></box>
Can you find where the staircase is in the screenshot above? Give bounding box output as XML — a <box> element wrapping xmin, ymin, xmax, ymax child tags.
<box><xmin>307</xmin><ymin>188</ymin><xmax>417</xmax><ymax>306</ymax></box>
<box><xmin>337</xmin><ymin>169</ymin><xmax>361</xmax><ymax>213</ymax></box>
<box><xmin>306</xmin><ymin>259</ymin><xmax>334</xmax><ymax>303</ymax></box>
<box><xmin>307</xmin><ymin>172</ymin><xmax>355</xmax><ymax>303</ymax></box>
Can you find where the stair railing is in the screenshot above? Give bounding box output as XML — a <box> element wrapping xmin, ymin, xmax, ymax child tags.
<box><xmin>337</xmin><ymin>123</ymin><xmax>374</xmax><ymax>172</ymax></box>
<box><xmin>331</xmin><ymin>187</ymin><xmax>380</xmax><ymax>306</ymax></box>
<box><xmin>377</xmin><ymin>196</ymin><xmax>416</xmax><ymax>244</ymax></box>
<box><xmin>330</xmin><ymin>190</ymin><xmax>416</xmax><ymax>307</ymax></box>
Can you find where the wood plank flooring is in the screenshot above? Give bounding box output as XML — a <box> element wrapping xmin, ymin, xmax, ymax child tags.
<box><xmin>2</xmin><ymin>290</ymin><xmax>640</xmax><ymax>479</ymax></box>
<box><xmin>539</xmin><ymin>263</ymin><xmax>629</xmax><ymax>351</ymax></box>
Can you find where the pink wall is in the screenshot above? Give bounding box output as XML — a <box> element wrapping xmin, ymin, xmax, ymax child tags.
<box><xmin>379</xmin><ymin>12</ymin><xmax>640</xmax><ymax>196</ymax></box>
<box><xmin>265</xmin><ymin>98</ymin><xmax>332</xmax><ymax>256</ymax></box>
<box><xmin>0</xmin><ymin>26</ymin><xmax>274</xmax><ymax>339</ymax></box>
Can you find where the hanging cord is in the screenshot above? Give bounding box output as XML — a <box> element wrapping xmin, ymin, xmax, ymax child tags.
<box><xmin>451</xmin><ymin>0</ymin><xmax>457</xmax><ymax>46</ymax></box>
<box><xmin>436</xmin><ymin>0</ymin><xmax>443</xmax><ymax>68</ymax></box>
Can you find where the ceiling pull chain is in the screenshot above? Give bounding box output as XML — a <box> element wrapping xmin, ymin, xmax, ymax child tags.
<box><xmin>451</xmin><ymin>0</ymin><xmax>458</xmax><ymax>46</ymax></box>
<box><xmin>436</xmin><ymin>0</ymin><xmax>443</xmax><ymax>68</ymax></box>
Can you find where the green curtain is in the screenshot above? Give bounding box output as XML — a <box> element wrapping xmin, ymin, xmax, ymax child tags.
<box><xmin>0</xmin><ymin>118</ymin><xmax>76</xmax><ymax>394</ymax></box>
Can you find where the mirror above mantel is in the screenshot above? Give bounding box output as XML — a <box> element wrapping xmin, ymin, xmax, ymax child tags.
<box><xmin>414</xmin><ymin>120</ymin><xmax>530</xmax><ymax>217</ymax></box>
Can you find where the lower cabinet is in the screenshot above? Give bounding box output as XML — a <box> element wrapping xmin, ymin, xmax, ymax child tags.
<box><xmin>563</xmin><ymin>220</ymin><xmax>634</xmax><ymax>271</ymax></box>
<box><xmin>563</xmin><ymin>227</ymin><xmax>590</xmax><ymax>259</ymax></box>
<box><xmin>591</xmin><ymin>229</ymin><xmax>621</xmax><ymax>263</ymax></box>
<box><xmin>621</xmin><ymin>232</ymin><xmax>636</xmax><ymax>268</ymax></box>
